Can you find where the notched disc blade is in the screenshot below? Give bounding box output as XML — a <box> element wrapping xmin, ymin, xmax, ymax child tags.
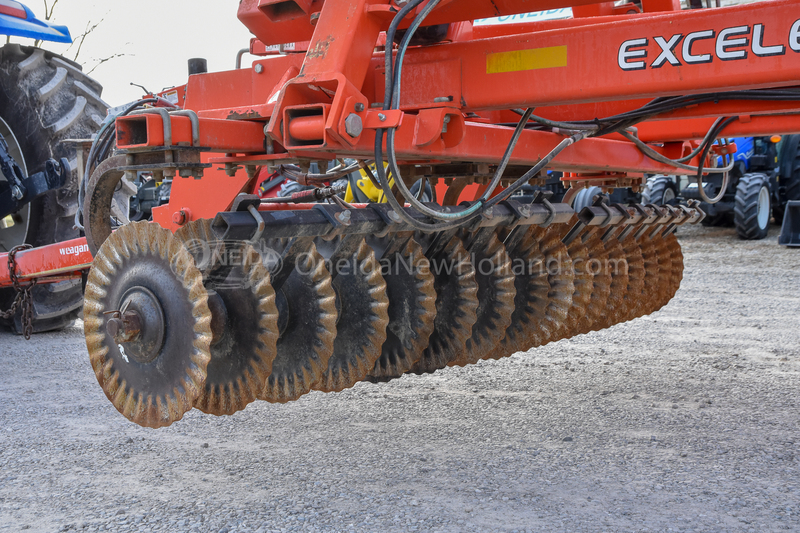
<box><xmin>574</xmin><ymin>229</ymin><xmax>612</xmax><ymax>336</ymax></box>
<box><xmin>411</xmin><ymin>235</ymin><xmax>478</xmax><ymax>374</ymax></box>
<box><xmin>177</xmin><ymin>220</ymin><xmax>279</xmax><ymax>416</ymax></box>
<box><xmin>665</xmin><ymin>232</ymin><xmax>684</xmax><ymax>300</ymax></box>
<box><xmin>590</xmin><ymin>235</ymin><xmax>628</xmax><ymax>332</ymax></box>
<box><xmin>259</xmin><ymin>242</ymin><xmax>337</xmax><ymax>403</ymax></box>
<box><xmin>614</xmin><ymin>231</ymin><xmax>645</xmax><ymax>325</ymax></box>
<box><xmin>649</xmin><ymin>232</ymin><xmax>683</xmax><ymax>313</ymax></box>
<box><xmin>484</xmin><ymin>226</ymin><xmax>550</xmax><ymax>360</ymax></box>
<box><xmin>552</xmin><ymin>221</ymin><xmax>593</xmax><ymax>342</ymax></box>
<box><xmin>83</xmin><ymin>221</ymin><xmax>212</xmax><ymax>428</ymax></box>
<box><xmin>532</xmin><ymin>225</ymin><xmax>574</xmax><ymax>347</ymax></box>
<box><xmin>316</xmin><ymin>238</ymin><xmax>389</xmax><ymax>393</ymax></box>
<box><xmin>450</xmin><ymin>231</ymin><xmax>515</xmax><ymax>367</ymax></box>
<box><xmin>366</xmin><ymin>238</ymin><xmax>436</xmax><ymax>381</ymax></box>
<box><xmin>637</xmin><ymin>232</ymin><xmax>668</xmax><ymax>317</ymax></box>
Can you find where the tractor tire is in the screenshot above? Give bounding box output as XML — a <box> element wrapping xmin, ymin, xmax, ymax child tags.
<box><xmin>774</xmin><ymin>141</ymin><xmax>800</xmax><ymax>224</ymax></box>
<box><xmin>733</xmin><ymin>172</ymin><xmax>771</xmax><ymax>240</ymax></box>
<box><xmin>700</xmin><ymin>213</ymin><xmax>729</xmax><ymax>227</ymax></box>
<box><xmin>0</xmin><ymin>44</ymin><xmax>107</xmax><ymax>334</ymax></box>
<box><xmin>641</xmin><ymin>175</ymin><xmax>677</xmax><ymax>206</ymax></box>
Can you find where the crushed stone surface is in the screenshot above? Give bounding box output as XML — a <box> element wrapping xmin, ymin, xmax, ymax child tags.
<box><xmin>0</xmin><ymin>224</ymin><xmax>798</xmax><ymax>532</ymax></box>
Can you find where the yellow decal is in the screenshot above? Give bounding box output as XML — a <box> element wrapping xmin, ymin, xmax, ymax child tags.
<box><xmin>486</xmin><ymin>45</ymin><xmax>568</xmax><ymax>74</ymax></box>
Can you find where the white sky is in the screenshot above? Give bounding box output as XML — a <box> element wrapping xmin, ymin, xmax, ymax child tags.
<box><xmin>11</xmin><ymin>0</ymin><xmax>256</xmax><ymax>106</ymax></box>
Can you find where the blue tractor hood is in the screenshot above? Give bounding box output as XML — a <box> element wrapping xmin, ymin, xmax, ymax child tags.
<box><xmin>0</xmin><ymin>1</ymin><xmax>71</xmax><ymax>44</ymax></box>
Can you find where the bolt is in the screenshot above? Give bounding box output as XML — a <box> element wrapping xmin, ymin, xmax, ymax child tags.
<box><xmin>172</xmin><ymin>210</ymin><xmax>188</xmax><ymax>226</ymax></box>
<box><xmin>224</xmin><ymin>163</ymin><xmax>241</xmax><ymax>177</ymax></box>
<box><xmin>11</xmin><ymin>186</ymin><xmax>23</xmax><ymax>200</ymax></box>
<box><xmin>344</xmin><ymin>113</ymin><xmax>363</xmax><ymax>138</ymax></box>
<box><xmin>519</xmin><ymin>205</ymin><xmax>533</xmax><ymax>218</ymax></box>
<box><xmin>254</xmin><ymin>63</ymin><xmax>264</xmax><ymax>74</ymax></box>
<box><xmin>107</xmin><ymin>310</ymin><xmax>142</xmax><ymax>344</ymax></box>
<box><xmin>354</xmin><ymin>102</ymin><xmax>365</xmax><ymax>112</ymax></box>
<box><xmin>378</xmin><ymin>113</ymin><xmax>386</xmax><ymax>122</ymax></box>
<box><xmin>107</xmin><ymin>317</ymin><xmax>122</xmax><ymax>338</ymax></box>
<box><xmin>335</xmin><ymin>210</ymin><xmax>352</xmax><ymax>225</ymax></box>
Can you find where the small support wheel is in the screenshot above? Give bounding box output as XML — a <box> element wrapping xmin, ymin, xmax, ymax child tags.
<box><xmin>83</xmin><ymin>221</ymin><xmax>212</xmax><ymax>428</ymax></box>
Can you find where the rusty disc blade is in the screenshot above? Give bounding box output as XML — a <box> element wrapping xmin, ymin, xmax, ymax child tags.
<box><xmin>665</xmin><ymin>232</ymin><xmax>684</xmax><ymax>301</ymax></box>
<box><xmin>411</xmin><ymin>235</ymin><xmax>478</xmax><ymax>374</ymax></box>
<box><xmin>644</xmin><ymin>231</ymin><xmax>675</xmax><ymax>315</ymax></box>
<box><xmin>573</xmin><ymin>228</ymin><xmax>612</xmax><ymax>336</ymax></box>
<box><xmin>314</xmin><ymin>237</ymin><xmax>389</xmax><ymax>393</ymax></box>
<box><xmin>590</xmin><ymin>234</ymin><xmax>629</xmax><ymax>332</ymax></box>
<box><xmin>176</xmin><ymin>220</ymin><xmax>279</xmax><ymax>416</ymax></box>
<box><xmin>484</xmin><ymin>226</ymin><xmax>547</xmax><ymax>360</ymax></box>
<box><xmin>259</xmin><ymin>241</ymin><xmax>337</xmax><ymax>403</ymax></box>
<box><xmin>83</xmin><ymin>221</ymin><xmax>212</xmax><ymax>428</ymax></box>
<box><xmin>550</xmin><ymin>221</ymin><xmax>593</xmax><ymax>343</ymax></box>
<box><xmin>649</xmin><ymin>231</ymin><xmax>683</xmax><ymax>313</ymax></box>
<box><xmin>618</xmin><ymin>230</ymin><xmax>646</xmax><ymax>324</ymax></box>
<box><xmin>485</xmin><ymin>224</ymin><xmax>573</xmax><ymax>359</ymax></box>
<box><xmin>530</xmin><ymin>225</ymin><xmax>574</xmax><ymax>346</ymax></box>
<box><xmin>450</xmin><ymin>231</ymin><xmax>515</xmax><ymax>367</ymax></box>
<box><xmin>636</xmin><ymin>232</ymin><xmax>668</xmax><ymax>317</ymax></box>
<box><xmin>367</xmin><ymin>237</ymin><xmax>436</xmax><ymax>381</ymax></box>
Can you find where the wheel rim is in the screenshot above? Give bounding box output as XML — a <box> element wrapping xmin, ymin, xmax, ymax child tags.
<box><xmin>662</xmin><ymin>187</ymin><xmax>676</xmax><ymax>205</ymax></box>
<box><xmin>757</xmin><ymin>185</ymin><xmax>770</xmax><ymax>230</ymax></box>
<box><xmin>0</xmin><ymin>115</ymin><xmax>31</xmax><ymax>252</ymax></box>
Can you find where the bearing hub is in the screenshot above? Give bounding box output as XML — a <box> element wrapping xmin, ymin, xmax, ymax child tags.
<box><xmin>107</xmin><ymin>287</ymin><xmax>165</xmax><ymax>364</ymax></box>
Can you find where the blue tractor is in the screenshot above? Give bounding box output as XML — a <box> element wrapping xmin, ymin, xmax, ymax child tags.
<box><xmin>663</xmin><ymin>135</ymin><xmax>800</xmax><ymax>240</ymax></box>
<box><xmin>0</xmin><ymin>2</ymin><xmax>108</xmax><ymax>332</ymax></box>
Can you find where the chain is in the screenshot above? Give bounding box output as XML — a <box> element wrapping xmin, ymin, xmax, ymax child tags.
<box><xmin>1</xmin><ymin>244</ymin><xmax>37</xmax><ymax>340</ymax></box>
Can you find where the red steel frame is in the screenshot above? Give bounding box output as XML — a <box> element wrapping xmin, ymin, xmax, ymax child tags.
<box><xmin>4</xmin><ymin>0</ymin><xmax>800</xmax><ymax>285</ymax></box>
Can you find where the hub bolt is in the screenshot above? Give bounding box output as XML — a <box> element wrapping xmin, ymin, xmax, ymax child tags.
<box><xmin>107</xmin><ymin>310</ymin><xmax>142</xmax><ymax>344</ymax></box>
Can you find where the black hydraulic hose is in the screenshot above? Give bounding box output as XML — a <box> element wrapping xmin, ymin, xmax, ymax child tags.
<box><xmin>382</xmin><ymin>0</ymin><xmax>427</xmax><ymax>110</ymax></box>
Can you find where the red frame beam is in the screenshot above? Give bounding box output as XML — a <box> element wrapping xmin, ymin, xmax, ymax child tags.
<box><xmin>385</xmin><ymin>0</ymin><xmax>800</xmax><ymax>111</ymax></box>
<box><xmin>115</xmin><ymin>115</ymin><xmax>266</xmax><ymax>153</ymax></box>
<box><xmin>0</xmin><ymin>238</ymin><xmax>92</xmax><ymax>287</ymax></box>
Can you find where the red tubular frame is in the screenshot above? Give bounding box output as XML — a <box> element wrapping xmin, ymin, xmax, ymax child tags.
<box><xmin>6</xmin><ymin>0</ymin><xmax>800</xmax><ymax>287</ymax></box>
<box><xmin>0</xmin><ymin>238</ymin><xmax>91</xmax><ymax>288</ymax></box>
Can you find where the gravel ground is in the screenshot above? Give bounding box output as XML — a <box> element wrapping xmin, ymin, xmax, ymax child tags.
<box><xmin>0</xmin><ymin>223</ymin><xmax>798</xmax><ymax>533</ymax></box>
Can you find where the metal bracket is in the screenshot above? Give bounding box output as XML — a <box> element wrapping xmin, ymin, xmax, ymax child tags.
<box><xmin>532</xmin><ymin>191</ymin><xmax>557</xmax><ymax>228</ymax></box>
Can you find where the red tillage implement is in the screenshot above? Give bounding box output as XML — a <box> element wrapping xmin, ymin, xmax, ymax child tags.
<box><xmin>3</xmin><ymin>0</ymin><xmax>798</xmax><ymax>427</ymax></box>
